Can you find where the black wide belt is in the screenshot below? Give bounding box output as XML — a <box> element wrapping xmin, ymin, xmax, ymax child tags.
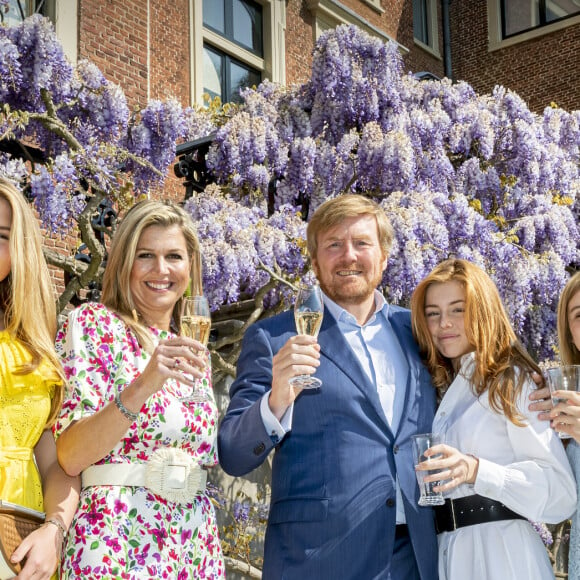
<box><xmin>434</xmin><ymin>494</ymin><xmax>525</xmax><ymax>534</ymax></box>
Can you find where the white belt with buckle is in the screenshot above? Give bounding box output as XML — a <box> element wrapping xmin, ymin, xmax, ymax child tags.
<box><xmin>81</xmin><ymin>447</ymin><xmax>207</xmax><ymax>504</ymax></box>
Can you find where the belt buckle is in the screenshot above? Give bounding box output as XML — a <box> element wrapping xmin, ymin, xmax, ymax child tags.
<box><xmin>144</xmin><ymin>448</ymin><xmax>206</xmax><ymax>504</ymax></box>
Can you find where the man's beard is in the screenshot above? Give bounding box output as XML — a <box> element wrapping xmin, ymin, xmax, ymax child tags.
<box><xmin>319</xmin><ymin>270</ymin><xmax>384</xmax><ymax>306</ymax></box>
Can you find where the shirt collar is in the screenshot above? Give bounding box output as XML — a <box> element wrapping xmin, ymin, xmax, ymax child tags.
<box><xmin>323</xmin><ymin>290</ymin><xmax>389</xmax><ymax>327</ymax></box>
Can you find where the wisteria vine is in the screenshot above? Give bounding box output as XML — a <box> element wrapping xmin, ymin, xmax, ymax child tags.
<box><xmin>0</xmin><ymin>17</ymin><xmax>578</xmax><ymax>359</ymax></box>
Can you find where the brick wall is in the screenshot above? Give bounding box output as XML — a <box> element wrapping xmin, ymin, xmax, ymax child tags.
<box><xmin>79</xmin><ymin>0</ymin><xmax>150</xmax><ymax>108</ymax></box>
<box><xmin>284</xmin><ymin>0</ymin><xmax>445</xmax><ymax>87</ymax></box>
<box><xmin>149</xmin><ymin>0</ymin><xmax>191</xmax><ymax>105</ymax></box>
<box><xmin>449</xmin><ymin>3</ymin><xmax>580</xmax><ymax>113</ymax></box>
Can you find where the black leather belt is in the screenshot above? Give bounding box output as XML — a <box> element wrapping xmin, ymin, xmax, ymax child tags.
<box><xmin>395</xmin><ymin>524</ymin><xmax>409</xmax><ymax>539</ymax></box>
<box><xmin>434</xmin><ymin>495</ymin><xmax>525</xmax><ymax>534</ymax></box>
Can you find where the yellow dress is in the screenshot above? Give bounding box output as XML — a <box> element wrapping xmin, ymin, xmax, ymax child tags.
<box><xmin>0</xmin><ymin>330</ymin><xmax>61</xmax><ymax>511</ymax></box>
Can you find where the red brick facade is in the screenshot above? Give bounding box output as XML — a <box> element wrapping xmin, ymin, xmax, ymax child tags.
<box><xmin>76</xmin><ymin>1</ymin><xmax>447</xmax><ymax>111</ymax></box>
<box><xmin>449</xmin><ymin>3</ymin><xmax>580</xmax><ymax>113</ymax></box>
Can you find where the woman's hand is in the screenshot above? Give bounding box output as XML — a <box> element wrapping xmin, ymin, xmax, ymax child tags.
<box><xmin>137</xmin><ymin>336</ymin><xmax>209</xmax><ymax>396</ymax></box>
<box><xmin>415</xmin><ymin>443</ymin><xmax>479</xmax><ymax>493</ymax></box>
<box><xmin>11</xmin><ymin>521</ymin><xmax>63</xmax><ymax>579</ymax></box>
<box><xmin>549</xmin><ymin>390</ymin><xmax>580</xmax><ymax>442</ymax></box>
<box><xmin>528</xmin><ymin>384</ymin><xmax>553</xmax><ymax>422</ymax></box>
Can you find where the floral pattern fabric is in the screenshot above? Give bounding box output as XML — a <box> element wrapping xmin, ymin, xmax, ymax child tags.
<box><xmin>53</xmin><ymin>303</ymin><xmax>224</xmax><ymax>579</ymax></box>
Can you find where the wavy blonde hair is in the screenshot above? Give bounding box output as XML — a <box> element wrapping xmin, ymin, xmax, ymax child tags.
<box><xmin>557</xmin><ymin>271</ymin><xmax>580</xmax><ymax>365</ymax></box>
<box><xmin>100</xmin><ymin>199</ymin><xmax>201</xmax><ymax>352</ymax></box>
<box><xmin>410</xmin><ymin>258</ymin><xmax>541</xmax><ymax>425</ymax></box>
<box><xmin>0</xmin><ymin>177</ymin><xmax>64</xmax><ymax>425</ymax></box>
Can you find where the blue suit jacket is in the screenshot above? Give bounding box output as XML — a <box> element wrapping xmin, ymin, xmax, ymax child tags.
<box><xmin>218</xmin><ymin>305</ymin><xmax>438</xmax><ymax>580</ymax></box>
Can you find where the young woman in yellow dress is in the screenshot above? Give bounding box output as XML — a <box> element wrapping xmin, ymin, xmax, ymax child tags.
<box><xmin>0</xmin><ymin>178</ymin><xmax>79</xmax><ymax>578</ymax></box>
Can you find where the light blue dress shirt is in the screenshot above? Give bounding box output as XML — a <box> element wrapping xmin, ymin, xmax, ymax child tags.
<box><xmin>260</xmin><ymin>290</ymin><xmax>410</xmax><ymax>523</ymax></box>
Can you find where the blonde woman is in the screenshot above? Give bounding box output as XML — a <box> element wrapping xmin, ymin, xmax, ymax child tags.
<box><xmin>0</xmin><ymin>177</ymin><xmax>79</xmax><ymax>578</ymax></box>
<box><xmin>54</xmin><ymin>200</ymin><xmax>224</xmax><ymax>578</ymax></box>
<box><xmin>411</xmin><ymin>258</ymin><xmax>575</xmax><ymax>580</ymax></box>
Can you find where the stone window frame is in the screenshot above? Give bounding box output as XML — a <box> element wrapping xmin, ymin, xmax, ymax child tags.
<box><xmin>191</xmin><ymin>0</ymin><xmax>286</xmax><ymax>106</ymax></box>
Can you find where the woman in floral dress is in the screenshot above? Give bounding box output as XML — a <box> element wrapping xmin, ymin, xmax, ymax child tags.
<box><xmin>54</xmin><ymin>200</ymin><xmax>224</xmax><ymax>579</ymax></box>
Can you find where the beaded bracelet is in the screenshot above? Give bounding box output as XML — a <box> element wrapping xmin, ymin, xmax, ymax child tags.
<box><xmin>114</xmin><ymin>391</ymin><xmax>139</xmax><ymax>422</ymax></box>
<box><xmin>45</xmin><ymin>518</ymin><xmax>67</xmax><ymax>538</ymax></box>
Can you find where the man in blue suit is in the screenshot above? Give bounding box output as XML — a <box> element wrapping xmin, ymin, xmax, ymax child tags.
<box><xmin>218</xmin><ymin>195</ymin><xmax>438</xmax><ymax>579</ymax></box>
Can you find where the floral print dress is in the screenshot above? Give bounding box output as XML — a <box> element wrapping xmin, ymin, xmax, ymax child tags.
<box><xmin>53</xmin><ymin>303</ymin><xmax>224</xmax><ymax>579</ymax></box>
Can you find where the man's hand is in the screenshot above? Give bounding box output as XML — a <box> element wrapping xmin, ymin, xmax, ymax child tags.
<box><xmin>268</xmin><ymin>335</ymin><xmax>320</xmax><ymax>420</ymax></box>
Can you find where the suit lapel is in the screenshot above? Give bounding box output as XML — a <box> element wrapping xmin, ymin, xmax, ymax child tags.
<box><xmin>388</xmin><ymin>309</ymin><xmax>420</xmax><ymax>438</ymax></box>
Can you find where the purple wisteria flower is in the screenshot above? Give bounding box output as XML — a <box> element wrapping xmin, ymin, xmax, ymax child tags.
<box><xmin>0</xmin><ymin>16</ymin><xmax>578</xmax><ymax>360</ymax></box>
<box><xmin>195</xmin><ymin>23</ymin><xmax>579</xmax><ymax>359</ymax></box>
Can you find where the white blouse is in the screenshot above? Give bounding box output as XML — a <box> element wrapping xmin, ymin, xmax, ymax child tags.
<box><xmin>432</xmin><ymin>353</ymin><xmax>576</xmax><ymax>580</ymax></box>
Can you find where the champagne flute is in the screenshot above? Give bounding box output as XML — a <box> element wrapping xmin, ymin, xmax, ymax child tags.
<box><xmin>289</xmin><ymin>283</ymin><xmax>324</xmax><ymax>389</ymax></box>
<box><xmin>179</xmin><ymin>295</ymin><xmax>211</xmax><ymax>402</ymax></box>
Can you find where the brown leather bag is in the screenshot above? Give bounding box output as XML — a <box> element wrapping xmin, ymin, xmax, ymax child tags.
<box><xmin>0</xmin><ymin>501</ymin><xmax>45</xmax><ymax>578</ymax></box>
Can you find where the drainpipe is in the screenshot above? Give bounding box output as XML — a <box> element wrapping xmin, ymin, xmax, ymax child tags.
<box><xmin>441</xmin><ymin>0</ymin><xmax>452</xmax><ymax>80</ymax></box>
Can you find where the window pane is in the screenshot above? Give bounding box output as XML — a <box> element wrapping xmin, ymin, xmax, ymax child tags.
<box><xmin>546</xmin><ymin>0</ymin><xmax>580</xmax><ymax>23</ymax></box>
<box><xmin>232</xmin><ymin>0</ymin><xmax>263</xmax><ymax>55</ymax></box>
<box><xmin>1</xmin><ymin>0</ymin><xmax>40</xmax><ymax>25</ymax></box>
<box><xmin>503</xmin><ymin>0</ymin><xmax>538</xmax><ymax>36</ymax></box>
<box><xmin>229</xmin><ymin>59</ymin><xmax>261</xmax><ymax>103</ymax></box>
<box><xmin>502</xmin><ymin>0</ymin><xmax>580</xmax><ymax>36</ymax></box>
<box><xmin>413</xmin><ymin>0</ymin><xmax>430</xmax><ymax>45</ymax></box>
<box><xmin>203</xmin><ymin>46</ymin><xmax>223</xmax><ymax>102</ymax></box>
<box><xmin>203</xmin><ymin>0</ymin><xmax>225</xmax><ymax>35</ymax></box>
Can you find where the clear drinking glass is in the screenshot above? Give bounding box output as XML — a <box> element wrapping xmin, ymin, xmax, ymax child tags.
<box><xmin>412</xmin><ymin>433</ymin><xmax>445</xmax><ymax>506</ymax></box>
<box><xmin>179</xmin><ymin>295</ymin><xmax>211</xmax><ymax>403</ymax></box>
<box><xmin>546</xmin><ymin>365</ymin><xmax>580</xmax><ymax>439</ymax></box>
<box><xmin>289</xmin><ymin>283</ymin><xmax>324</xmax><ymax>389</ymax></box>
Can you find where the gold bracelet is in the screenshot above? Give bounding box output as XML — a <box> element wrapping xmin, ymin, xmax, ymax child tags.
<box><xmin>45</xmin><ymin>518</ymin><xmax>67</xmax><ymax>538</ymax></box>
<box><xmin>114</xmin><ymin>391</ymin><xmax>139</xmax><ymax>421</ymax></box>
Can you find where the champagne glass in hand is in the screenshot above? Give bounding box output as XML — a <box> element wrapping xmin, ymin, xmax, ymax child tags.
<box><xmin>179</xmin><ymin>295</ymin><xmax>211</xmax><ymax>402</ymax></box>
<box><xmin>289</xmin><ymin>283</ymin><xmax>324</xmax><ymax>389</ymax></box>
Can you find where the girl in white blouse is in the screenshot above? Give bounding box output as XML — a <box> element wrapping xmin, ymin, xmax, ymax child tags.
<box><xmin>410</xmin><ymin>258</ymin><xmax>576</xmax><ymax>580</ymax></box>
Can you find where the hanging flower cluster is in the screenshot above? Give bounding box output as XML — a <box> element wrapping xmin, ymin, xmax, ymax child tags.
<box><xmin>0</xmin><ymin>16</ymin><xmax>577</xmax><ymax>358</ymax></box>
<box><xmin>0</xmin><ymin>15</ymin><xmax>215</xmax><ymax>231</ymax></box>
<box><xmin>202</xmin><ymin>24</ymin><xmax>580</xmax><ymax>359</ymax></box>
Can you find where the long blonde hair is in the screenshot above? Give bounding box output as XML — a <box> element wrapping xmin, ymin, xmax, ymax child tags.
<box><xmin>100</xmin><ymin>199</ymin><xmax>201</xmax><ymax>352</ymax></box>
<box><xmin>410</xmin><ymin>258</ymin><xmax>541</xmax><ymax>425</ymax></box>
<box><xmin>0</xmin><ymin>177</ymin><xmax>64</xmax><ymax>425</ymax></box>
<box><xmin>557</xmin><ymin>271</ymin><xmax>580</xmax><ymax>365</ymax></box>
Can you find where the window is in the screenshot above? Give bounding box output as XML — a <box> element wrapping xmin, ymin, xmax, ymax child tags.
<box><xmin>0</xmin><ymin>0</ymin><xmax>78</xmax><ymax>63</ymax></box>
<box><xmin>202</xmin><ymin>0</ymin><xmax>263</xmax><ymax>104</ymax></box>
<box><xmin>192</xmin><ymin>0</ymin><xmax>285</xmax><ymax>106</ymax></box>
<box><xmin>203</xmin><ymin>0</ymin><xmax>263</xmax><ymax>57</ymax></box>
<box><xmin>1</xmin><ymin>0</ymin><xmax>47</xmax><ymax>26</ymax></box>
<box><xmin>412</xmin><ymin>0</ymin><xmax>440</xmax><ymax>55</ymax></box>
<box><xmin>488</xmin><ymin>0</ymin><xmax>580</xmax><ymax>48</ymax></box>
<box><xmin>203</xmin><ymin>43</ymin><xmax>262</xmax><ymax>104</ymax></box>
<box><xmin>501</xmin><ymin>0</ymin><xmax>580</xmax><ymax>38</ymax></box>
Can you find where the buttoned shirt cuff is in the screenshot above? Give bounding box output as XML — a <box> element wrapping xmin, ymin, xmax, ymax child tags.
<box><xmin>260</xmin><ymin>392</ymin><xmax>293</xmax><ymax>445</ymax></box>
